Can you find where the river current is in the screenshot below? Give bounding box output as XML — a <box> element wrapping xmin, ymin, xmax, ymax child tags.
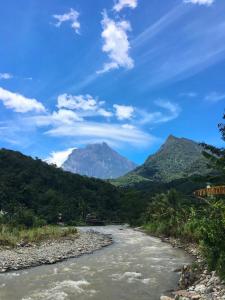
<box><xmin>0</xmin><ymin>226</ymin><xmax>192</xmax><ymax>300</ymax></box>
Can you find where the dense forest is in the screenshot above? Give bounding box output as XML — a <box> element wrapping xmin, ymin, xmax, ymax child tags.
<box><xmin>0</xmin><ymin>150</ymin><xmax>122</xmax><ymax>226</ymax></box>
<box><xmin>0</xmin><ymin>148</ymin><xmax>218</xmax><ymax>228</ymax></box>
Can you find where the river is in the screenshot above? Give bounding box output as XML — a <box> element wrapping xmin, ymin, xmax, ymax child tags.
<box><xmin>0</xmin><ymin>226</ymin><xmax>192</xmax><ymax>300</ymax></box>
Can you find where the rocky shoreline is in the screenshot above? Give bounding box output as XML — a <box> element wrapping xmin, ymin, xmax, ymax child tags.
<box><xmin>159</xmin><ymin>237</ymin><xmax>225</xmax><ymax>300</ymax></box>
<box><xmin>0</xmin><ymin>229</ymin><xmax>113</xmax><ymax>273</ymax></box>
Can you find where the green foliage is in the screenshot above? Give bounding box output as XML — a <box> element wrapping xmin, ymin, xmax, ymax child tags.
<box><xmin>0</xmin><ymin>149</ymin><xmax>122</xmax><ymax>225</ymax></box>
<box><xmin>199</xmin><ymin>200</ymin><xmax>225</xmax><ymax>278</ymax></box>
<box><xmin>201</xmin><ymin>112</ymin><xmax>225</xmax><ymax>175</ymax></box>
<box><xmin>115</xmin><ymin>135</ymin><xmax>212</xmax><ymax>186</ymax></box>
<box><xmin>0</xmin><ymin>225</ymin><xmax>78</xmax><ymax>247</ymax></box>
<box><xmin>143</xmin><ymin>190</ymin><xmax>225</xmax><ymax>279</ymax></box>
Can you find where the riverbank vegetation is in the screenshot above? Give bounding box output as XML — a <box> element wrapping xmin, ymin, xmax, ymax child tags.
<box><xmin>143</xmin><ymin>191</ymin><xmax>225</xmax><ymax>279</ymax></box>
<box><xmin>0</xmin><ymin>224</ymin><xmax>78</xmax><ymax>248</ymax></box>
<box><xmin>142</xmin><ymin>112</ymin><xmax>225</xmax><ymax>279</ymax></box>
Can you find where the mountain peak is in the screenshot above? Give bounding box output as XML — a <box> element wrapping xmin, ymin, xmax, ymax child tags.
<box><xmin>126</xmin><ymin>135</ymin><xmax>210</xmax><ymax>183</ymax></box>
<box><xmin>62</xmin><ymin>143</ymin><xmax>137</xmax><ymax>179</ymax></box>
<box><xmin>167</xmin><ymin>134</ymin><xmax>177</xmax><ymax>141</ymax></box>
<box><xmin>86</xmin><ymin>142</ymin><xmax>110</xmax><ymax>149</ymax></box>
<box><xmin>165</xmin><ymin>135</ymin><xmax>181</xmax><ymax>144</ymax></box>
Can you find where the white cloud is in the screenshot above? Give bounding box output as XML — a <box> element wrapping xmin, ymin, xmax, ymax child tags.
<box><xmin>183</xmin><ymin>0</ymin><xmax>214</xmax><ymax>5</ymax></box>
<box><xmin>0</xmin><ymin>87</ymin><xmax>46</xmax><ymax>113</ymax></box>
<box><xmin>46</xmin><ymin>121</ymin><xmax>155</xmax><ymax>148</ymax></box>
<box><xmin>45</xmin><ymin>147</ymin><xmax>76</xmax><ymax>167</ymax></box>
<box><xmin>30</xmin><ymin>109</ymin><xmax>83</xmax><ymax>126</ymax></box>
<box><xmin>0</xmin><ymin>73</ymin><xmax>13</xmax><ymax>80</ymax></box>
<box><xmin>97</xmin><ymin>11</ymin><xmax>134</xmax><ymax>74</ymax></box>
<box><xmin>57</xmin><ymin>94</ymin><xmax>113</xmax><ymax>118</ymax></box>
<box><xmin>205</xmin><ymin>92</ymin><xmax>225</xmax><ymax>102</ymax></box>
<box><xmin>113</xmin><ymin>104</ymin><xmax>134</xmax><ymax>120</ymax></box>
<box><xmin>113</xmin><ymin>0</ymin><xmax>138</xmax><ymax>12</ymax></box>
<box><xmin>53</xmin><ymin>8</ymin><xmax>80</xmax><ymax>34</ymax></box>
<box><xmin>58</xmin><ymin>94</ymin><xmax>98</xmax><ymax>111</ymax></box>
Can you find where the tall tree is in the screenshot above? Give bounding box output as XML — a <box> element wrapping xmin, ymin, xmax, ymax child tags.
<box><xmin>201</xmin><ymin>111</ymin><xmax>225</xmax><ymax>175</ymax></box>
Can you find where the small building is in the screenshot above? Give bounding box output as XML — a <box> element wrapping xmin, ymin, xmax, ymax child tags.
<box><xmin>193</xmin><ymin>185</ymin><xmax>225</xmax><ymax>198</ymax></box>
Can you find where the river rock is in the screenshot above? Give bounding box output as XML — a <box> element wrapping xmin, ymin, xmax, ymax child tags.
<box><xmin>0</xmin><ymin>230</ymin><xmax>113</xmax><ymax>273</ymax></box>
<box><xmin>179</xmin><ymin>265</ymin><xmax>196</xmax><ymax>289</ymax></box>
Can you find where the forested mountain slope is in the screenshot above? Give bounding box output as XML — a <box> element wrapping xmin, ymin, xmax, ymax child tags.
<box><xmin>113</xmin><ymin>135</ymin><xmax>211</xmax><ymax>186</ymax></box>
<box><xmin>0</xmin><ymin>149</ymin><xmax>122</xmax><ymax>224</ymax></box>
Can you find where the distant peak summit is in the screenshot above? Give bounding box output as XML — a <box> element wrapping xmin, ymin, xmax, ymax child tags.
<box><xmin>86</xmin><ymin>142</ymin><xmax>109</xmax><ymax>149</ymax></box>
<box><xmin>165</xmin><ymin>135</ymin><xmax>179</xmax><ymax>143</ymax></box>
<box><xmin>167</xmin><ymin>134</ymin><xmax>177</xmax><ymax>140</ymax></box>
<box><xmin>62</xmin><ymin>142</ymin><xmax>137</xmax><ymax>179</ymax></box>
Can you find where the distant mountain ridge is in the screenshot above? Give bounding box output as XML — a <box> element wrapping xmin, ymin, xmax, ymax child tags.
<box><xmin>62</xmin><ymin>142</ymin><xmax>137</xmax><ymax>179</ymax></box>
<box><xmin>113</xmin><ymin>135</ymin><xmax>211</xmax><ymax>185</ymax></box>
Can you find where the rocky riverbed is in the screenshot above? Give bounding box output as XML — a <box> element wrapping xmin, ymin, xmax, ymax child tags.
<box><xmin>0</xmin><ymin>230</ymin><xmax>113</xmax><ymax>273</ymax></box>
<box><xmin>160</xmin><ymin>237</ymin><xmax>225</xmax><ymax>300</ymax></box>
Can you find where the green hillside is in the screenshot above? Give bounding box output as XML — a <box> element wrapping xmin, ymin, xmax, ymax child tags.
<box><xmin>0</xmin><ymin>149</ymin><xmax>122</xmax><ymax>225</ymax></box>
<box><xmin>113</xmin><ymin>135</ymin><xmax>212</xmax><ymax>186</ymax></box>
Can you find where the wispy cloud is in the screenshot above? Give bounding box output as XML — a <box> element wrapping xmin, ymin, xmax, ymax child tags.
<box><xmin>0</xmin><ymin>73</ymin><xmax>13</xmax><ymax>80</ymax></box>
<box><xmin>184</xmin><ymin>0</ymin><xmax>214</xmax><ymax>6</ymax></box>
<box><xmin>97</xmin><ymin>11</ymin><xmax>134</xmax><ymax>74</ymax></box>
<box><xmin>155</xmin><ymin>100</ymin><xmax>181</xmax><ymax>123</ymax></box>
<box><xmin>132</xmin><ymin>4</ymin><xmax>187</xmax><ymax>48</ymax></box>
<box><xmin>132</xmin><ymin>6</ymin><xmax>225</xmax><ymax>89</ymax></box>
<box><xmin>53</xmin><ymin>8</ymin><xmax>80</xmax><ymax>34</ymax></box>
<box><xmin>179</xmin><ymin>92</ymin><xmax>198</xmax><ymax>98</ymax></box>
<box><xmin>113</xmin><ymin>0</ymin><xmax>138</xmax><ymax>12</ymax></box>
<box><xmin>205</xmin><ymin>92</ymin><xmax>225</xmax><ymax>103</ymax></box>
<box><xmin>137</xmin><ymin>100</ymin><xmax>181</xmax><ymax>125</ymax></box>
<box><xmin>45</xmin><ymin>147</ymin><xmax>76</xmax><ymax>167</ymax></box>
<box><xmin>45</xmin><ymin>121</ymin><xmax>155</xmax><ymax>148</ymax></box>
<box><xmin>0</xmin><ymin>87</ymin><xmax>46</xmax><ymax>113</ymax></box>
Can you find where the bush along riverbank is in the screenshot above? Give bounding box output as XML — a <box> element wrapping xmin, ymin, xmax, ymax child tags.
<box><xmin>0</xmin><ymin>227</ymin><xmax>113</xmax><ymax>273</ymax></box>
<box><xmin>0</xmin><ymin>225</ymin><xmax>78</xmax><ymax>248</ymax></box>
<box><xmin>142</xmin><ymin>190</ymin><xmax>225</xmax><ymax>300</ymax></box>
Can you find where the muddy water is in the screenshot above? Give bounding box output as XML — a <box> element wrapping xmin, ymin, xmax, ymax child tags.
<box><xmin>0</xmin><ymin>226</ymin><xmax>192</xmax><ymax>300</ymax></box>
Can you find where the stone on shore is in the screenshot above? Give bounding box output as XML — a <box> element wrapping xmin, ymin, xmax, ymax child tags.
<box><xmin>0</xmin><ymin>230</ymin><xmax>113</xmax><ymax>273</ymax></box>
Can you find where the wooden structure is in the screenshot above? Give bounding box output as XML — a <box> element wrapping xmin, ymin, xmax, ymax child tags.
<box><xmin>85</xmin><ymin>214</ymin><xmax>105</xmax><ymax>226</ymax></box>
<box><xmin>194</xmin><ymin>185</ymin><xmax>225</xmax><ymax>198</ymax></box>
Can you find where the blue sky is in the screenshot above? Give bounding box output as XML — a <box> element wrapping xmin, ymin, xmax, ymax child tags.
<box><xmin>0</xmin><ymin>0</ymin><xmax>224</xmax><ymax>165</ymax></box>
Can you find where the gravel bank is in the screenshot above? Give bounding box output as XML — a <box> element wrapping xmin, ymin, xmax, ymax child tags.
<box><xmin>159</xmin><ymin>237</ymin><xmax>225</xmax><ymax>300</ymax></box>
<box><xmin>0</xmin><ymin>230</ymin><xmax>113</xmax><ymax>273</ymax></box>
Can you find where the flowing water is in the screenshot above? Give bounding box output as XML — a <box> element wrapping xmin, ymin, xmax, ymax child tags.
<box><xmin>0</xmin><ymin>226</ymin><xmax>192</xmax><ymax>300</ymax></box>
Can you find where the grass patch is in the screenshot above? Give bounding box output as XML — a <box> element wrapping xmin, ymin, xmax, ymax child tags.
<box><xmin>0</xmin><ymin>225</ymin><xmax>78</xmax><ymax>248</ymax></box>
